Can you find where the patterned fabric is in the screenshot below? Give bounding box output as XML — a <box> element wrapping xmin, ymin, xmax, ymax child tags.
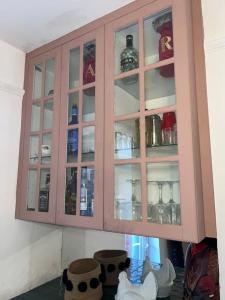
<box><xmin>183</xmin><ymin>240</ymin><xmax>220</xmax><ymax>300</ymax></box>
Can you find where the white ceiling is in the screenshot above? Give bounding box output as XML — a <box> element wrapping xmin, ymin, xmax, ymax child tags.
<box><xmin>0</xmin><ymin>0</ymin><xmax>134</xmax><ymax>52</ymax></box>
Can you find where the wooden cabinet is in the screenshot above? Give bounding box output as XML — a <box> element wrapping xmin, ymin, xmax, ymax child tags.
<box><xmin>16</xmin><ymin>29</ymin><xmax>104</xmax><ymax>230</ymax></box>
<box><xmin>16</xmin><ymin>48</ymin><xmax>61</xmax><ymax>223</ymax></box>
<box><xmin>56</xmin><ymin>28</ymin><xmax>104</xmax><ymax>229</ymax></box>
<box><xmin>16</xmin><ymin>0</ymin><xmax>215</xmax><ymax>242</ymax></box>
<box><xmin>104</xmin><ymin>0</ymin><xmax>205</xmax><ymax>242</ymax></box>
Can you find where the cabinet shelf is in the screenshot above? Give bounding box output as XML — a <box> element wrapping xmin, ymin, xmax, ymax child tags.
<box><xmin>146</xmin><ymin>143</ymin><xmax>178</xmax><ymax>158</ymax></box>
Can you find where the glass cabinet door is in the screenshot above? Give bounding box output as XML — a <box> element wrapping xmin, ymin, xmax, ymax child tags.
<box><xmin>18</xmin><ymin>47</ymin><xmax>61</xmax><ymax>222</ymax></box>
<box><xmin>104</xmin><ymin>0</ymin><xmax>203</xmax><ymax>242</ymax></box>
<box><xmin>56</xmin><ymin>28</ymin><xmax>104</xmax><ymax>229</ymax></box>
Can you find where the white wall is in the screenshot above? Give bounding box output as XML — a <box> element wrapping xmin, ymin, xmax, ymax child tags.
<box><xmin>201</xmin><ymin>0</ymin><xmax>225</xmax><ymax>298</ymax></box>
<box><xmin>0</xmin><ymin>40</ymin><xmax>63</xmax><ymax>300</ymax></box>
<box><xmin>62</xmin><ymin>227</ymin><xmax>125</xmax><ymax>269</ymax></box>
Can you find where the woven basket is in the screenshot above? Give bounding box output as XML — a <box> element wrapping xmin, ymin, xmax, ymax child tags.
<box><xmin>63</xmin><ymin>258</ymin><xmax>102</xmax><ymax>300</ymax></box>
<box><xmin>94</xmin><ymin>250</ymin><xmax>130</xmax><ymax>286</ymax></box>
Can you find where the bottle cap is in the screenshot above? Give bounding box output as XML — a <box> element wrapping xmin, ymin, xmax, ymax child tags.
<box><xmin>126</xmin><ymin>35</ymin><xmax>133</xmax><ymax>47</ymax></box>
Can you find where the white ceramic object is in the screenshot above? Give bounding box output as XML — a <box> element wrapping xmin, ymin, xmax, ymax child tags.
<box><xmin>115</xmin><ymin>271</ymin><xmax>158</xmax><ymax>300</ymax></box>
<box><xmin>41</xmin><ymin>144</ymin><xmax>51</xmax><ymax>156</ymax></box>
<box><xmin>141</xmin><ymin>257</ymin><xmax>176</xmax><ymax>298</ymax></box>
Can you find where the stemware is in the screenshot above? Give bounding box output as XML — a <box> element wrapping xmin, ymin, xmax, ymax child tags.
<box><xmin>154</xmin><ymin>181</ymin><xmax>168</xmax><ymax>224</ymax></box>
<box><xmin>127</xmin><ymin>179</ymin><xmax>141</xmax><ymax>221</ymax></box>
<box><xmin>165</xmin><ymin>181</ymin><xmax>180</xmax><ymax>224</ymax></box>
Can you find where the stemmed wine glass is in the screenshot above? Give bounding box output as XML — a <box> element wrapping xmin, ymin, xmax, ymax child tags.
<box><xmin>154</xmin><ymin>181</ymin><xmax>168</xmax><ymax>224</ymax></box>
<box><xmin>127</xmin><ymin>179</ymin><xmax>141</xmax><ymax>221</ymax></box>
<box><xmin>165</xmin><ymin>181</ymin><xmax>180</xmax><ymax>224</ymax></box>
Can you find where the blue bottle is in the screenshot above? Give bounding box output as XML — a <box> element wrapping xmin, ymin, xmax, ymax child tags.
<box><xmin>69</xmin><ymin>104</ymin><xmax>78</xmax><ymax>125</ymax></box>
<box><xmin>67</xmin><ymin>129</ymin><xmax>78</xmax><ymax>160</ymax></box>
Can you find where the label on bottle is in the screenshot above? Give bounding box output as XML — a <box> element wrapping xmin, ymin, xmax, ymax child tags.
<box><xmin>80</xmin><ymin>184</ymin><xmax>87</xmax><ymax>211</ymax></box>
<box><xmin>80</xmin><ymin>201</ymin><xmax>87</xmax><ymax>211</ymax></box>
<box><xmin>39</xmin><ymin>190</ymin><xmax>49</xmax><ymax>212</ymax></box>
<box><xmin>121</xmin><ymin>57</ymin><xmax>136</xmax><ymax>73</ymax></box>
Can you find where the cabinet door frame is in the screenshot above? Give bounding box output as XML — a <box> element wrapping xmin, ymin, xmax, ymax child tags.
<box><xmin>104</xmin><ymin>0</ymin><xmax>205</xmax><ymax>242</ymax></box>
<box><xmin>56</xmin><ymin>27</ymin><xmax>104</xmax><ymax>230</ymax></box>
<box><xmin>17</xmin><ymin>47</ymin><xmax>61</xmax><ymax>223</ymax></box>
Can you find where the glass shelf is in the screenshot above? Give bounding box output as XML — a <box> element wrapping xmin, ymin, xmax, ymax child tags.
<box><xmin>146</xmin><ymin>144</ymin><xmax>178</xmax><ymax>158</ymax></box>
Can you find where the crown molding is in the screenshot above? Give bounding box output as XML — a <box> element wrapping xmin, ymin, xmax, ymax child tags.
<box><xmin>204</xmin><ymin>36</ymin><xmax>225</xmax><ymax>54</ymax></box>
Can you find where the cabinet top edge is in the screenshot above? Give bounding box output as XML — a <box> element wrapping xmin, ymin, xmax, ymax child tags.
<box><xmin>26</xmin><ymin>0</ymin><xmax>158</xmax><ymax>59</ymax></box>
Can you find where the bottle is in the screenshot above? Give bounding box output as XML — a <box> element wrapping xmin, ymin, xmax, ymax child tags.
<box><xmin>80</xmin><ymin>182</ymin><xmax>88</xmax><ymax>216</ymax></box>
<box><xmin>65</xmin><ymin>169</ymin><xmax>77</xmax><ymax>215</ymax></box>
<box><xmin>69</xmin><ymin>104</ymin><xmax>78</xmax><ymax>125</ymax></box>
<box><xmin>146</xmin><ymin>114</ymin><xmax>162</xmax><ymax>147</ymax></box>
<box><xmin>39</xmin><ymin>173</ymin><xmax>50</xmax><ymax>212</ymax></box>
<box><xmin>120</xmin><ymin>35</ymin><xmax>139</xmax><ymax>73</ymax></box>
<box><xmin>67</xmin><ymin>129</ymin><xmax>78</xmax><ymax>161</ymax></box>
<box><xmin>153</xmin><ymin>12</ymin><xmax>174</xmax><ymax>77</ymax></box>
<box><xmin>83</xmin><ymin>43</ymin><xmax>96</xmax><ymax>84</ymax></box>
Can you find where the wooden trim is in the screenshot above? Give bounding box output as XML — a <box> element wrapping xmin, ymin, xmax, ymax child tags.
<box><xmin>191</xmin><ymin>0</ymin><xmax>217</xmax><ymax>237</ymax></box>
<box><xmin>26</xmin><ymin>0</ymin><xmax>157</xmax><ymax>59</ymax></box>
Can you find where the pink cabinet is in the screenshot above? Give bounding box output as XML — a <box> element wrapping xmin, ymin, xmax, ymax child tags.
<box><xmin>16</xmin><ymin>29</ymin><xmax>104</xmax><ymax>230</ymax></box>
<box><xmin>56</xmin><ymin>28</ymin><xmax>104</xmax><ymax>229</ymax></box>
<box><xmin>16</xmin><ymin>48</ymin><xmax>61</xmax><ymax>223</ymax></box>
<box><xmin>16</xmin><ymin>0</ymin><xmax>215</xmax><ymax>241</ymax></box>
<box><xmin>103</xmin><ymin>0</ymin><xmax>207</xmax><ymax>242</ymax></box>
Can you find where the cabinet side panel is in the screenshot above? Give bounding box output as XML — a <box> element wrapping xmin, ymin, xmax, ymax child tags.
<box><xmin>173</xmin><ymin>0</ymin><xmax>205</xmax><ymax>241</ymax></box>
<box><xmin>15</xmin><ymin>58</ymin><xmax>28</xmax><ymax>218</ymax></box>
<box><xmin>191</xmin><ymin>0</ymin><xmax>216</xmax><ymax>237</ymax></box>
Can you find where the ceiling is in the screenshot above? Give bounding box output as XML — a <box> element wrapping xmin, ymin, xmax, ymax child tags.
<box><xmin>0</xmin><ymin>0</ymin><xmax>134</xmax><ymax>53</ymax></box>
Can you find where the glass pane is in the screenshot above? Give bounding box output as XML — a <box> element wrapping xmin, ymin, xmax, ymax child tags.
<box><xmin>29</xmin><ymin>136</ymin><xmax>39</xmax><ymax>164</ymax></box>
<box><xmin>83</xmin><ymin>40</ymin><xmax>96</xmax><ymax>85</ymax></box>
<box><xmin>45</xmin><ymin>58</ymin><xmax>55</xmax><ymax>96</ymax></box>
<box><xmin>67</xmin><ymin>128</ymin><xmax>78</xmax><ymax>163</ymax></box>
<box><xmin>80</xmin><ymin>166</ymin><xmax>95</xmax><ymax>217</ymax></box>
<box><xmin>83</xmin><ymin>88</ymin><xmax>95</xmax><ymax>122</ymax></box>
<box><xmin>68</xmin><ymin>92</ymin><xmax>79</xmax><ymax>125</ymax></box>
<box><xmin>144</xmin><ymin>9</ymin><xmax>173</xmax><ymax>65</ymax></box>
<box><xmin>115</xmin><ymin>75</ymin><xmax>139</xmax><ymax>116</ymax></box>
<box><xmin>115</xmin><ymin>119</ymin><xmax>140</xmax><ymax>159</ymax></box>
<box><xmin>65</xmin><ymin>167</ymin><xmax>77</xmax><ymax>215</ymax></box>
<box><xmin>115</xmin><ymin>23</ymin><xmax>139</xmax><ymax>75</ymax></box>
<box><xmin>115</xmin><ymin>164</ymin><xmax>141</xmax><ymax>221</ymax></box>
<box><xmin>41</xmin><ymin>133</ymin><xmax>52</xmax><ymax>164</ymax></box>
<box><xmin>43</xmin><ymin>100</ymin><xmax>53</xmax><ymax>129</ymax></box>
<box><xmin>147</xmin><ymin>162</ymin><xmax>180</xmax><ymax>225</ymax></box>
<box><xmin>38</xmin><ymin>169</ymin><xmax>50</xmax><ymax>212</ymax></box>
<box><xmin>145</xmin><ymin>64</ymin><xmax>175</xmax><ymax>110</ymax></box>
<box><xmin>31</xmin><ymin>103</ymin><xmax>41</xmax><ymax>132</ymax></box>
<box><xmin>82</xmin><ymin>126</ymin><xmax>95</xmax><ymax>161</ymax></box>
<box><xmin>146</xmin><ymin>112</ymin><xmax>178</xmax><ymax>157</ymax></box>
<box><xmin>27</xmin><ymin>169</ymin><xmax>37</xmax><ymax>211</ymax></box>
<box><xmin>69</xmin><ymin>47</ymin><xmax>80</xmax><ymax>89</ymax></box>
<box><xmin>33</xmin><ymin>63</ymin><xmax>43</xmax><ymax>99</ymax></box>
